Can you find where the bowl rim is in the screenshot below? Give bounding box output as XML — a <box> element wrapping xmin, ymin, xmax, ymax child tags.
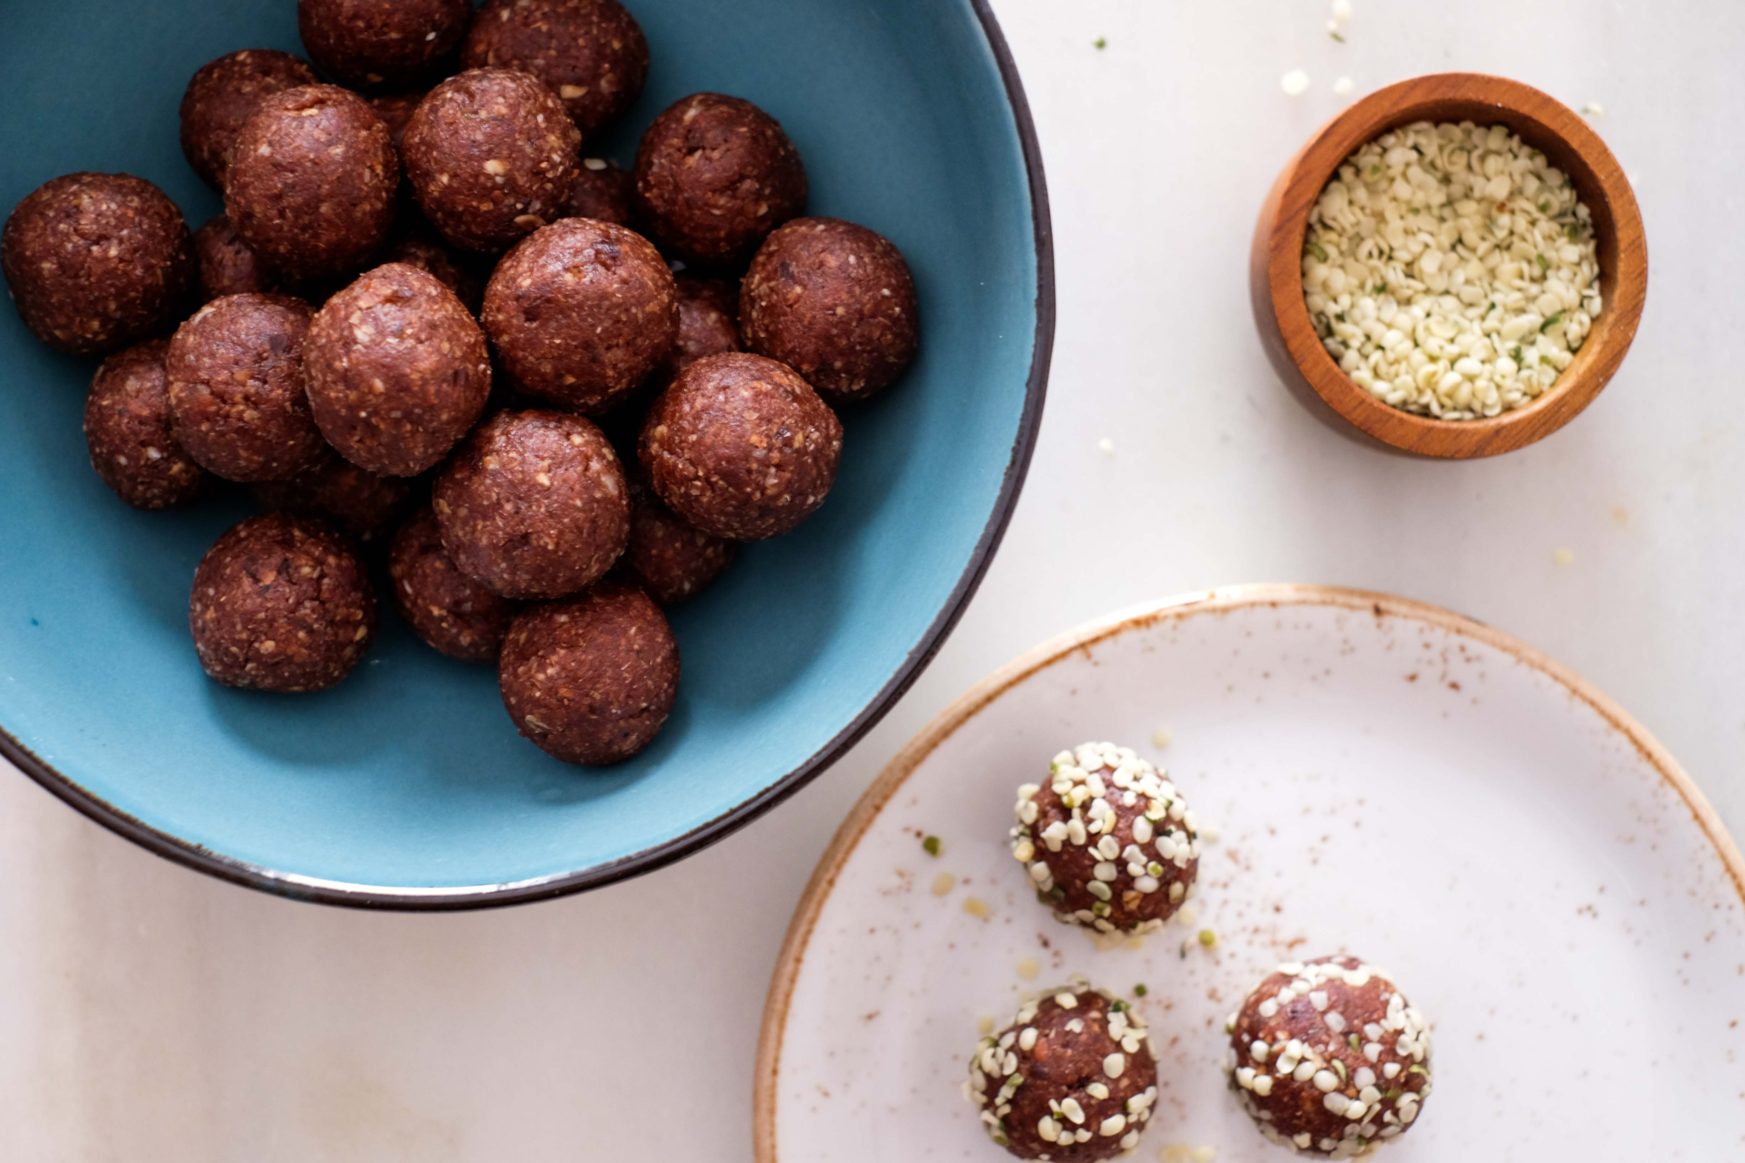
<box><xmin>1254</xmin><ymin>72</ymin><xmax>1648</xmax><ymax>458</ymax></box>
<box><xmin>0</xmin><ymin>0</ymin><xmax>1055</xmax><ymax>912</ymax></box>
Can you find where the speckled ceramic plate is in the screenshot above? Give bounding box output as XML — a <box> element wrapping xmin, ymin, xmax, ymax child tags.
<box><xmin>756</xmin><ymin>586</ymin><xmax>1745</xmax><ymax>1161</ymax></box>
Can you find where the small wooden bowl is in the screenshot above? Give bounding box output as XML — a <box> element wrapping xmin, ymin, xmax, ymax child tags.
<box><xmin>1252</xmin><ymin>73</ymin><xmax>1647</xmax><ymax>458</ymax></box>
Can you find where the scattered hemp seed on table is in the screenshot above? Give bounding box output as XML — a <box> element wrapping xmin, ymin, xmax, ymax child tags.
<box><xmin>922</xmin><ymin>833</ymin><xmax>942</xmax><ymax>857</ymax></box>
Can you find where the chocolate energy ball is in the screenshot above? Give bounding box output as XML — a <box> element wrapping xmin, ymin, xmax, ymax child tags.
<box><xmin>369</xmin><ymin>92</ymin><xmax>425</xmax><ymax>152</ymax></box>
<box><xmin>741</xmin><ymin>217</ymin><xmax>920</xmax><ymax>402</ymax></box>
<box><xmin>299</xmin><ymin>0</ymin><xmax>472</xmax><ymax>89</ymax></box>
<box><xmin>462</xmin><ymin>0</ymin><xmax>648</xmax><ymax>135</ymax></box>
<box><xmin>225</xmin><ymin>84</ymin><xmax>399</xmax><ymax>283</ymax></box>
<box><xmin>498</xmin><ymin>584</ymin><xmax>678</xmax><ymax>764</ymax></box>
<box><xmin>432</xmin><ymin>409</ymin><xmax>629</xmax><ymax>599</ymax></box>
<box><xmin>663</xmin><ymin>274</ymin><xmax>741</xmax><ymax>379</ymax></box>
<box><xmin>179</xmin><ymin>50</ymin><xmax>319</xmax><ymax>189</ymax></box>
<box><xmin>83</xmin><ymin>339</ymin><xmax>207</xmax><ymax>510</ymax></box>
<box><xmin>254</xmin><ymin>447</ymin><xmax>415</xmax><ymax>544</ymax></box>
<box><xmin>676</xmin><ymin>276</ymin><xmax>741</xmax><ymax>349</ymax></box>
<box><xmin>193</xmin><ymin>214</ymin><xmax>276</xmax><ymax>301</ymax></box>
<box><xmin>1012</xmin><ymin>742</ymin><xmax>1201</xmax><ymax>936</ymax></box>
<box><xmin>633</xmin><ymin>93</ymin><xmax>808</xmax><ymax>266</ymax></box>
<box><xmin>388</xmin><ymin>506</ymin><xmax>516</xmax><ymax>663</ymax></box>
<box><xmin>481</xmin><ymin>218</ymin><xmax>676</xmax><ymax>412</ymax></box>
<box><xmin>1224</xmin><ymin>957</ymin><xmax>1433</xmax><ymax>1157</ymax></box>
<box><xmin>402</xmin><ymin>68</ymin><xmax>580</xmax><ymax>253</ymax></box>
<box><xmin>640</xmin><ymin>352</ymin><xmax>842</xmax><ymax>542</ymax></box>
<box><xmin>167</xmin><ymin>293</ymin><xmax>326</xmax><ymax>482</ymax></box>
<box><xmin>381</xmin><ymin>227</ymin><xmax>484</xmax><ymax>312</ymax></box>
<box><xmin>305</xmin><ymin>262</ymin><xmax>491</xmax><ymax>476</ymax></box>
<box><xmin>968</xmin><ymin>983</ymin><xmax>1160</xmax><ymax>1161</ymax></box>
<box><xmin>625</xmin><ymin>486</ymin><xmax>736</xmax><ymax>605</ymax></box>
<box><xmin>189</xmin><ymin>513</ymin><xmax>376</xmax><ymax>692</ymax></box>
<box><xmin>223</xmin><ymin>84</ymin><xmax>397</xmax><ymax>282</ymax></box>
<box><xmin>568</xmin><ymin>156</ymin><xmax>634</xmax><ymax>225</ymax></box>
<box><xmin>2</xmin><ymin>173</ymin><xmax>194</xmax><ymax>356</ymax></box>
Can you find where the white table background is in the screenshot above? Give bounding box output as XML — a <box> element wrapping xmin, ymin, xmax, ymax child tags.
<box><xmin>4</xmin><ymin>1</ymin><xmax>1741</xmax><ymax>1158</ymax></box>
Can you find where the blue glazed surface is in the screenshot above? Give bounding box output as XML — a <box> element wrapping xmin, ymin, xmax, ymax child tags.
<box><xmin>0</xmin><ymin>0</ymin><xmax>1045</xmax><ymax>900</ymax></box>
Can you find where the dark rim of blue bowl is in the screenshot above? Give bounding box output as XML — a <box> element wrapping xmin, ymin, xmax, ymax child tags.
<box><xmin>1</xmin><ymin>0</ymin><xmax>1054</xmax><ymax>911</ymax></box>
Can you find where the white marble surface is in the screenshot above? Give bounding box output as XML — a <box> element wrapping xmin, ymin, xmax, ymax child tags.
<box><xmin>3</xmin><ymin>1</ymin><xmax>1742</xmax><ymax>1159</ymax></box>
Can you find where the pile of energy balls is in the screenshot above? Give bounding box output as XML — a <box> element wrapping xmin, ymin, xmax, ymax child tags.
<box><xmin>970</xmin><ymin>743</ymin><xmax>1434</xmax><ymax>1161</ymax></box>
<box><xmin>0</xmin><ymin>0</ymin><xmax>920</xmax><ymax>766</ymax></box>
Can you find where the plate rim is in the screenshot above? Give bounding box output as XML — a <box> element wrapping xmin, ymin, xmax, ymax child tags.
<box><xmin>750</xmin><ymin>582</ymin><xmax>1745</xmax><ymax>1161</ymax></box>
<box><xmin>0</xmin><ymin>0</ymin><xmax>1055</xmax><ymax>911</ymax></box>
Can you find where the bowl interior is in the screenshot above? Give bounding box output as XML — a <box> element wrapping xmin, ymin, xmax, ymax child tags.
<box><xmin>0</xmin><ymin>0</ymin><xmax>1044</xmax><ymax>900</ymax></box>
<box><xmin>1265</xmin><ymin>75</ymin><xmax>1644</xmax><ymax>451</ymax></box>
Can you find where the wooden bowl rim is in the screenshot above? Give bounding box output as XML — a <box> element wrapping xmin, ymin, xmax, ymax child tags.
<box><xmin>1264</xmin><ymin>72</ymin><xmax>1647</xmax><ymax>458</ymax></box>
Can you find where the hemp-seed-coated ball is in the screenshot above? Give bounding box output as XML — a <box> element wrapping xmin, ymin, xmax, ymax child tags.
<box><xmin>633</xmin><ymin>93</ymin><xmax>807</xmax><ymax>267</ymax></box>
<box><xmin>1011</xmin><ymin>742</ymin><xmax>1200</xmax><ymax>936</ymax></box>
<box><xmin>967</xmin><ymin>983</ymin><xmax>1160</xmax><ymax>1161</ymax></box>
<box><xmin>387</xmin><ymin>506</ymin><xmax>516</xmax><ymax>663</ymax></box>
<box><xmin>193</xmin><ymin>214</ymin><xmax>277</xmax><ymax>302</ymax></box>
<box><xmin>567</xmin><ymin>157</ymin><xmax>634</xmax><ymax>225</ymax></box>
<box><xmin>189</xmin><ymin>513</ymin><xmax>376</xmax><ymax>692</ymax></box>
<box><xmin>432</xmin><ymin>409</ymin><xmax>630</xmax><ymax>599</ymax></box>
<box><xmin>402</xmin><ymin>68</ymin><xmax>580</xmax><ymax>253</ymax></box>
<box><xmin>497</xmin><ymin>584</ymin><xmax>678</xmax><ymax>764</ymax></box>
<box><xmin>1224</xmin><ymin>956</ymin><xmax>1433</xmax><ymax>1157</ymax></box>
<box><xmin>167</xmin><ymin>293</ymin><xmax>325</xmax><ymax>483</ymax></box>
<box><xmin>305</xmin><ymin>262</ymin><xmax>491</xmax><ymax>476</ymax></box>
<box><xmin>253</xmin><ymin>447</ymin><xmax>415</xmax><ymax>544</ymax></box>
<box><xmin>462</xmin><ymin>0</ymin><xmax>648</xmax><ymax>136</ymax></box>
<box><xmin>639</xmin><ymin>352</ymin><xmax>842</xmax><ymax>542</ymax></box>
<box><xmin>298</xmin><ymin>0</ymin><xmax>473</xmax><ymax>90</ymax></box>
<box><xmin>624</xmin><ymin>485</ymin><xmax>737</xmax><ymax>605</ymax></box>
<box><xmin>2</xmin><ymin>173</ymin><xmax>194</xmax><ymax>356</ymax></box>
<box><xmin>179</xmin><ymin>50</ymin><xmax>319</xmax><ymax>189</ymax></box>
<box><xmin>83</xmin><ymin>339</ymin><xmax>207</xmax><ymax>510</ymax></box>
<box><xmin>481</xmin><ymin>218</ymin><xmax>676</xmax><ymax>412</ymax></box>
<box><xmin>224</xmin><ymin>85</ymin><xmax>400</xmax><ymax>283</ymax></box>
<box><xmin>741</xmin><ymin>217</ymin><xmax>920</xmax><ymax>402</ymax></box>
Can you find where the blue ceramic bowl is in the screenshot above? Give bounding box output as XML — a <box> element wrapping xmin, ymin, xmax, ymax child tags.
<box><xmin>0</xmin><ymin>0</ymin><xmax>1050</xmax><ymax>906</ymax></box>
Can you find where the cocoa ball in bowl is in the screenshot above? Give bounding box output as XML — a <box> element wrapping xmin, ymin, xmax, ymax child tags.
<box><xmin>401</xmin><ymin>68</ymin><xmax>580</xmax><ymax>254</ymax></box>
<box><xmin>165</xmin><ymin>293</ymin><xmax>326</xmax><ymax>483</ymax></box>
<box><xmin>634</xmin><ymin>92</ymin><xmax>808</xmax><ymax>266</ymax></box>
<box><xmin>178</xmin><ymin>49</ymin><xmax>318</xmax><ymax>189</ymax></box>
<box><xmin>297</xmin><ymin>0</ymin><xmax>472</xmax><ymax>91</ymax></box>
<box><xmin>188</xmin><ymin>513</ymin><xmax>377</xmax><ymax>694</ymax></box>
<box><xmin>742</xmin><ymin>217</ymin><xmax>920</xmax><ymax>402</ymax></box>
<box><xmin>304</xmin><ymin>261</ymin><xmax>492</xmax><ymax>477</ymax></box>
<box><xmin>432</xmin><ymin>409</ymin><xmax>630</xmax><ymax>600</ymax></box>
<box><xmin>462</xmin><ymin>0</ymin><xmax>649</xmax><ymax>136</ymax></box>
<box><xmin>481</xmin><ymin>217</ymin><xmax>677</xmax><ymax>414</ymax></box>
<box><xmin>0</xmin><ymin>0</ymin><xmax>1050</xmax><ymax>906</ymax></box>
<box><xmin>224</xmin><ymin>84</ymin><xmax>400</xmax><ymax>282</ymax></box>
<box><xmin>2</xmin><ymin>172</ymin><xmax>194</xmax><ymax>356</ymax></box>
<box><xmin>639</xmin><ymin>352</ymin><xmax>843</xmax><ymax>542</ymax></box>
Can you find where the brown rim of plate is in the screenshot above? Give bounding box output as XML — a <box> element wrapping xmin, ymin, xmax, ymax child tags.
<box><xmin>752</xmin><ymin>583</ymin><xmax>1744</xmax><ymax>1160</ymax></box>
<box><xmin>0</xmin><ymin>0</ymin><xmax>1054</xmax><ymax>911</ymax></box>
<box><xmin>1252</xmin><ymin>73</ymin><xmax>1648</xmax><ymax>458</ymax></box>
